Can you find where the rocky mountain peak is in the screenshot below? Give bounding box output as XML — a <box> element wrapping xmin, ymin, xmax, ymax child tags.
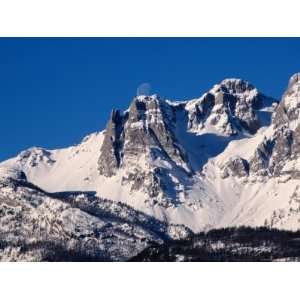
<box><xmin>273</xmin><ymin>73</ymin><xmax>300</xmax><ymax>129</ymax></box>
<box><xmin>218</xmin><ymin>78</ymin><xmax>256</xmax><ymax>95</ymax></box>
<box><xmin>284</xmin><ymin>73</ymin><xmax>300</xmax><ymax>108</ymax></box>
<box><xmin>287</xmin><ymin>73</ymin><xmax>300</xmax><ymax>89</ymax></box>
<box><xmin>186</xmin><ymin>78</ymin><xmax>275</xmax><ymax>136</ymax></box>
<box><xmin>97</xmin><ymin>94</ymin><xmax>191</xmax><ymax>206</ymax></box>
<box><xmin>16</xmin><ymin>147</ymin><xmax>55</xmax><ymax>168</ymax></box>
<box><xmin>134</xmin><ymin>94</ymin><xmax>161</xmax><ymax>102</ymax></box>
<box><xmin>220</xmin><ymin>73</ymin><xmax>300</xmax><ymax>181</ymax></box>
<box><xmin>99</xmin><ymin>94</ymin><xmax>189</xmax><ymax>173</ymax></box>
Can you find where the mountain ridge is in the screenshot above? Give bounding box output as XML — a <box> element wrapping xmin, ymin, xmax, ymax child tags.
<box><xmin>2</xmin><ymin>76</ymin><xmax>299</xmax><ymax>234</ymax></box>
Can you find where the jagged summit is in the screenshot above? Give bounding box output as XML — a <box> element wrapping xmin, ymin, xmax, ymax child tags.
<box><xmin>273</xmin><ymin>72</ymin><xmax>300</xmax><ymax>129</ymax></box>
<box><xmin>288</xmin><ymin>73</ymin><xmax>300</xmax><ymax>89</ymax></box>
<box><xmin>97</xmin><ymin>92</ymin><xmax>192</xmax><ymax>207</ymax></box>
<box><xmin>283</xmin><ymin>73</ymin><xmax>300</xmax><ymax>103</ymax></box>
<box><xmin>217</xmin><ymin>78</ymin><xmax>256</xmax><ymax>94</ymax></box>
<box><xmin>186</xmin><ymin>78</ymin><xmax>275</xmax><ymax>136</ymax></box>
<box><xmin>134</xmin><ymin>94</ymin><xmax>161</xmax><ymax>102</ymax></box>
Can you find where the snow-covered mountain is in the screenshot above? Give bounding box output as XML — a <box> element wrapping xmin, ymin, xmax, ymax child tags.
<box><xmin>0</xmin><ymin>166</ymin><xmax>190</xmax><ymax>261</ymax></box>
<box><xmin>1</xmin><ymin>74</ymin><xmax>300</xmax><ymax>247</ymax></box>
<box><xmin>209</xmin><ymin>73</ymin><xmax>300</xmax><ymax>230</ymax></box>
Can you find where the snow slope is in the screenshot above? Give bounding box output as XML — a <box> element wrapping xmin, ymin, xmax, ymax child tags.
<box><xmin>1</xmin><ymin>132</ymin><xmax>104</xmax><ymax>192</ymax></box>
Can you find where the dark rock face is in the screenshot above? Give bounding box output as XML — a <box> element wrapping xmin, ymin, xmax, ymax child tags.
<box><xmin>273</xmin><ymin>73</ymin><xmax>300</xmax><ymax>128</ymax></box>
<box><xmin>187</xmin><ymin>93</ymin><xmax>215</xmax><ymax>131</ymax></box>
<box><xmin>292</xmin><ymin>124</ymin><xmax>300</xmax><ymax>158</ymax></box>
<box><xmin>272</xmin><ymin>102</ymin><xmax>289</xmax><ymax>127</ymax></box>
<box><xmin>270</xmin><ymin>129</ymin><xmax>293</xmax><ymax>176</ymax></box>
<box><xmin>249</xmin><ymin>148</ymin><xmax>270</xmax><ymax>176</ymax></box>
<box><xmin>221</xmin><ymin>156</ymin><xmax>249</xmax><ymax>179</ymax></box>
<box><xmin>247</xmin><ymin>137</ymin><xmax>274</xmax><ymax>177</ymax></box>
<box><xmin>98</xmin><ymin>109</ymin><xmax>126</xmax><ymax>177</ymax></box>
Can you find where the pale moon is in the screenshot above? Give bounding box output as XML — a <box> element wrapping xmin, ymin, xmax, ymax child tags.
<box><xmin>137</xmin><ymin>82</ymin><xmax>151</xmax><ymax>96</ymax></box>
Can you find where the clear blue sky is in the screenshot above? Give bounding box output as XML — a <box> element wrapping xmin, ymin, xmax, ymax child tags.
<box><xmin>1</xmin><ymin>38</ymin><xmax>300</xmax><ymax>161</ymax></box>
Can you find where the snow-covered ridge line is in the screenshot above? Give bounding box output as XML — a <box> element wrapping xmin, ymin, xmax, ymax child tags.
<box><xmin>6</xmin><ymin>75</ymin><xmax>300</xmax><ymax>234</ymax></box>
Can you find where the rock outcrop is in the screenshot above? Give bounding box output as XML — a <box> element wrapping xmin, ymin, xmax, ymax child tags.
<box><xmin>186</xmin><ymin>78</ymin><xmax>275</xmax><ymax>136</ymax></box>
<box><xmin>221</xmin><ymin>73</ymin><xmax>300</xmax><ymax>179</ymax></box>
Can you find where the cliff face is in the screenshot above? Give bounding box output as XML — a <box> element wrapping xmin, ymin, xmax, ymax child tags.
<box><xmin>98</xmin><ymin>109</ymin><xmax>125</xmax><ymax>177</ymax></box>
